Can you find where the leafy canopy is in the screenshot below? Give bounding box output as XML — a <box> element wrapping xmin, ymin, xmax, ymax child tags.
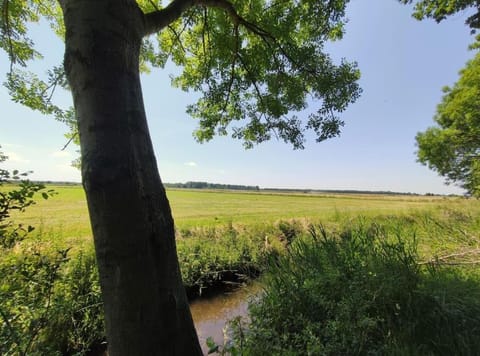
<box><xmin>400</xmin><ymin>0</ymin><xmax>480</xmax><ymax>32</ymax></box>
<box><xmin>1</xmin><ymin>0</ymin><xmax>361</xmax><ymax>149</ymax></box>
<box><xmin>416</xmin><ymin>52</ymin><xmax>480</xmax><ymax>196</ymax></box>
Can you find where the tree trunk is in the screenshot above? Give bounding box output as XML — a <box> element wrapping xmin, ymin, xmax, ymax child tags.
<box><xmin>61</xmin><ymin>0</ymin><xmax>202</xmax><ymax>354</ymax></box>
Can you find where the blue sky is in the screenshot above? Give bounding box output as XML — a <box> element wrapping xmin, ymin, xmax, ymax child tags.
<box><xmin>0</xmin><ymin>0</ymin><xmax>477</xmax><ymax>194</ymax></box>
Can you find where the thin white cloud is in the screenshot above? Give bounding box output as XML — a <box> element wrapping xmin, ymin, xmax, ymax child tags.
<box><xmin>5</xmin><ymin>151</ymin><xmax>30</xmax><ymax>163</ymax></box>
<box><xmin>184</xmin><ymin>161</ymin><xmax>197</xmax><ymax>167</ymax></box>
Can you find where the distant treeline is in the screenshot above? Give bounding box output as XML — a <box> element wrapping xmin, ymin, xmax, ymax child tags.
<box><xmin>263</xmin><ymin>188</ymin><xmax>423</xmax><ymax>196</ymax></box>
<box><xmin>35</xmin><ymin>181</ymin><xmax>81</xmax><ymax>186</ymax></box>
<box><xmin>164</xmin><ymin>181</ymin><xmax>260</xmax><ymax>191</ymax></box>
<box><xmin>164</xmin><ymin>183</ymin><xmax>435</xmax><ymax>196</ymax></box>
<box><xmin>25</xmin><ymin>180</ymin><xmax>453</xmax><ymax>197</ymax></box>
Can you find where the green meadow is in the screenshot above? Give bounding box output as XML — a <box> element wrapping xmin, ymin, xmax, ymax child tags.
<box><xmin>10</xmin><ymin>184</ymin><xmax>474</xmax><ymax>249</ymax></box>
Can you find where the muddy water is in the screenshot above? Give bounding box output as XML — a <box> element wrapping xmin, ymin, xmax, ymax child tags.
<box><xmin>190</xmin><ymin>283</ymin><xmax>261</xmax><ymax>354</ymax></box>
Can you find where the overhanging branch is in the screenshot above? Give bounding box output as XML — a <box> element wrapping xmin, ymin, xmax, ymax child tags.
<box><xmin>142</xmin><ymin>0</ymin><xmax>272</xmax><ymax>38</ymax></box>
<box><xmin>143</xmin><ymin>0</ymin><xmax>195</xmax><ymax>36</ymax></box>
<box><xmin>196</xmin><ymin>0</ymin><xmax>271</xmax><ymax>37</ymax></box>
<box><xmin>1</xmin><ymin>0</ymin><xmax>15</xmax><ymax>71</ymax></box>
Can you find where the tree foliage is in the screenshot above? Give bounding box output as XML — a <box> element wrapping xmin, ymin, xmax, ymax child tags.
<box><xmin>1</xmin><ymin>0</ymin><xmax>361</xmax><ymax>150</ymax></box>
<box><xmin>400</xmin><ymin>0</ymin><xmax>480</xmax><ymax>32</ymax></box>
<box><xmin>416</xmin><ymin>52</ymin><xmax>480</xmax><ymax>196</ymax></box>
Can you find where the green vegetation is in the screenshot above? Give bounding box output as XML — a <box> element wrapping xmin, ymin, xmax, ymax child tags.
<box><xmin>400</xmin><ymin>0</ymin><xmax>480</xmax><ymax>197</ymax></box>
<box><xmin>0</xmin><ymin>157</ymin><xmax>103</xmax><ymax>355</ymax></box>
<box><xmin>416</xmin><ymin>51</ymin><xmax>480</xmax><ymax>197</ymax></box>
<box><xmin>1</xmin><ymin>249</ymin><xmax>104</xmax><ymax>355</ymax></box>
<box><xmin>178</xmin><ymin>223</ymin><xmax>277</xmax><ymax>297</ymax></box>
<box><xmin>0</xmin><ymin>152</ymin><xmax>104</xmax><ymax>356</ymax></box>
<box><xmin>400</xmin><ymin>0</ymin><xmax>480</xmax><ymax>32</ymax></box>
<box><xmin>227</xmin><ymin>213</ymin><xmax>480</xmax><ymax>355</ymax></box>
<box><xmin>2</xmin><ymin>182</ymin><xmax>480</xmax><ymax>354</ymax></box>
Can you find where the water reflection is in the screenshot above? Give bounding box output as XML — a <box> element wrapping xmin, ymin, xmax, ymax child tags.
<box><xmin>190</xmin><ymin>283</ymin><xmax>260</xmax><ymax>354</ymax></box>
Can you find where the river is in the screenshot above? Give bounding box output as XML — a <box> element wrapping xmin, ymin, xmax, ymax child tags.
<box><xmin>190</xmin><ymin>282</ymin><xmax>261</xmax><ymax>354</ymax></box>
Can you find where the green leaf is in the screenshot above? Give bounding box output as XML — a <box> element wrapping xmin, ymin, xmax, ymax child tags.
<box><xmin>206</xmin><ymin>336</ymin><xmax>219</xmax><ymax>354</ymax></box>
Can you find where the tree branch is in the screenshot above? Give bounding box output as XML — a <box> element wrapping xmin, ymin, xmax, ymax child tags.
<box><xmin>196</xmin><ymin>0</ymin><xmax>319</xmax><ymax>79</ymax></box>
<box><xmin>143</xmin><ymin>0</ymin><xmax>271</xmax><ymax>38</ymax></box>
<box><xmin>237</xmin><ymin>53</ymin><xmax>267</xmax><ymax>123</ymax></box>
<box><xmin>196</xmin><ymin>0</ymin><xmax>241</xmax><ymax>25</ymax></box>
<box><xmin>143</xmin><ymin>0</ymin><xmax>195</xmax><ymax>36</ymax></box>
<box><xmin>201</xmin><ymin>7</ymin><xmax>215</xmax><ymax>79</ymax></box>
<box><xmin>221</xmin><ymin>24</ymin><xmax>239</xmax><ymax>115</ymax></box>
<box><xmin>197</xmin><ymin>0</ymin><xmax>273</xmax><ymax>37</ymax></box>
<box><xmin>167</xmin><ymin>24</ymin><xmax>188</xmax><ymax>54</ymax></box>
<box><xmin>61</xmin><ymin>133</ymin><xmax>77</xmax><ymax>151</ymax></box>
<box><xmin>1</xmin><ymin>0</ymin><xmax>14</xmax><ymax>72</ymax></box>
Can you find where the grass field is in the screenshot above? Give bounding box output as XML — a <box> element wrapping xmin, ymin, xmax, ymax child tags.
<box><xmin>9</xmin><ymin>184</ymin><xmax>476</xmax><ymax>248</ymax></box>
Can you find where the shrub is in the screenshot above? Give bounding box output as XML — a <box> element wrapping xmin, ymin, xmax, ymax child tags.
<box><xmin>43</xmin><ymin>251</ymin><xmax>104</xmax><ymax>355</ymax></box>
<box><xmin>0</xmin><ymin>248</ymin><xmax>70</xmax><ymax>356</ymax></box>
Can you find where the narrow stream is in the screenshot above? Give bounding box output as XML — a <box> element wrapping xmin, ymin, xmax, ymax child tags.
<box><xmin>190</xmin><ymin>283</ymin><xmax>261</xmax><ymax>354</ymax></box>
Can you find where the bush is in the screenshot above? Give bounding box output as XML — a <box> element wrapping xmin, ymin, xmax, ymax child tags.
<box><xmin>0</xmin><ymin>152</ymin><xmax>104</xmax><ymax>355</ymax></box>
<box><xmin>43</xmin><ymin>251</ymin><xmax>104</xmax><ymax>355</ymax></box>
<box><xmin>232</xmin><ymin>222</ymin><xmax>480</xmax><ymax>355</ymax></box>
<box><xmin>0</xmin><ymin>248</ymin><xmax>70</xmax><ymax>356</ymax></box>
<box><xmin>0</xmin><ymin>247</ymin><xmax>104</xmax><ymax>355</ymax></box>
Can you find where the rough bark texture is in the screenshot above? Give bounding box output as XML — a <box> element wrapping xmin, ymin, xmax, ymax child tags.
<box><xmin>61</xmin><ymin>0</ymin><xmax>202</xmax><ymax>354</ymax></box>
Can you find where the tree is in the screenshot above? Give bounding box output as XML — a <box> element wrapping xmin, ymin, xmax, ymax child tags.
<box><xmin>400</xmin><ymin>1</ymin><xmax>480</xmax><ymax>196</ymax></box>
<box><xmin>399</xmin><ymin>0</ymin><xmax>480</xmax><ymax>32</ymax></box>
<box><xmin>1</xmin><ymin>0</ymin><xmax>361</xmax><ymax>354</ymax></box>
<box><xmin>416</xmin><ymin>52</ymin><xmax>480</xmax><ymax>196</ymax></box>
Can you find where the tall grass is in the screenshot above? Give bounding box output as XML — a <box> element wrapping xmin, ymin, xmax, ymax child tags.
<box><xmin>230</xmin><ymin>215</ymin><xmax>480</xmax><ymax>355</ymax></box>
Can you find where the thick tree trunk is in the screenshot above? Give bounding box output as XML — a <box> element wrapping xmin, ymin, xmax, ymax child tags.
<box><xmin>61</xmin><ymin>0</ymin><xmax>202</xmax><ymax>354</ymax></box>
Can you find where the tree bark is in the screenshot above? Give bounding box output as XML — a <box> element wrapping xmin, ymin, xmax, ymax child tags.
<box><xmin>61</xmin><ymin>0</ymin><xmax>202</xmax><ymax>354</ymax></box>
